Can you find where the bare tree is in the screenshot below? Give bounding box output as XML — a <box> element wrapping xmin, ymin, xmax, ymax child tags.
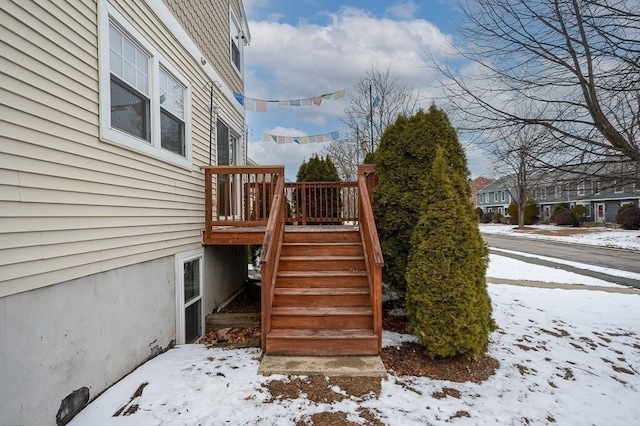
<box><xmin>325</xmin><ymin>65</ymin><xmax>421</xmax><ymax>179</ymax></box>
<box><xmin>492</xmin><ymin>124</ymin><xmax>553</xmax><ymax>228</ymax></box>
<box><xmin>438</xmin><ymin>0</ymin><xmax>640</xmax><ymax>178</ymax></box>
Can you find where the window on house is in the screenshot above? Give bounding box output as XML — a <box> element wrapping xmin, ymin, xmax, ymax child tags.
<box><xmin>160</xmin><ymin>68</ymin><xmax>186</xmax><ymax>156</ymax></box>
<box><xmin>494</xmin><ymin>192</ymin><xmax>498</xmax><ymax>202</ymax></box>
<box><xmin>593</xmin><ymin>180</ymin><xmax>600</xmax><ymax>195</ymax></box>
<box><xmin>176</xmin><ymin>250</ymin><xmax>204</xmax><ymax>344</ymax></box>
<box><xmin>541</xmin><ymin>187</ymin><xmax>546</xmax><ymax>200</ymax></box>
<box><xmin>230</xmin><ymin>12</ymin><xmax>242</xmax><ymax>72</ymax></box>
<box><xmin>555</xmin><ymin>185</ymin><xmax>561</xmax><ymax>198</ymax></box>
<box><xmin>99</xmin><ymin>1</ymin><xmax>191</xmax><ymax>168</ymax></box>
<box><xmin>109</xmin><ymin>24</ymin><xmax>151</xmax><ymax>141</ymax></box>
<box><xmin>614</xmin><ymin>179</ymin><xmax>623</xmax><ymax>193</ymax></box>
<box><xmin>501</xmin><ymin>191</ymin><xmax>505</xmax><ymax>202</ymax></box>
<box><xmin>577</xmin><ymin>181</ymin><xmax>585</xmax><ymax>196</ymax></box>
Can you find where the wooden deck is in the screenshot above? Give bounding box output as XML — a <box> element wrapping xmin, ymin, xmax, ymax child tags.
<box><xmin>199</xmin><ymin>165</ymin><xmax>383</xmax><ymax>355</ymax></box>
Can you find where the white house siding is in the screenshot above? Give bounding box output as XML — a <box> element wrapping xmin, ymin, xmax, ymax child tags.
<box><xmin>0</xmin><ymin>0</ymin><xmax>248</xmax><ymax>424</ymax></box>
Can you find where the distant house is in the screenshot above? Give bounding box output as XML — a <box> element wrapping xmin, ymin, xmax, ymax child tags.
<box><xmin>476</xmin><ymin>166</ymin><xmax>640</xmax><ymax>223</ymax></box>
<box><xmin>470</xmin><ymin>177</ymin><xmax>493</xmax><ymax>207</ymax></box>
<box><xmin>0</xmin><ymin>1</ymin><xmax>251</xmax><ymax>424</ymax></box>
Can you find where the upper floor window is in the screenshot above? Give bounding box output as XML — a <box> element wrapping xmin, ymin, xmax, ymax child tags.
<box><xmin>230</xmin><ymin>11</ymin><xmax>243</xmax><ymax>73</ymax></box>
<box><xmin>99</xmin><ymin>1</ymin><xmax>191</xmax><ymax>168</ymax></box>
<box><xmin>614</xmin><ymin>179</ymin><xmax>623</xmax><ymax>193</ymax></box>
<box><xmin>501</xmin><ymin>191</ymin><xmax>506</xmax><ymax>202</ymax></box>
<box><xmin>541</xmin><ymin>187</ymin><xmax>547</xmax><ymax>200</ymax></box>
<box><xmin>592</xmin><ymin>180</ymin><xmax>600</xmax><ymax>195</ymax></box>
<box><xmin>577</xmin><ymin>181</ymin><xmax>585</xmax><ymax>196</ymax></box>
<box><xmin>494</xmin><ymin>192</ymin><xmax>498</xmax><ymax>202</ymax></box>
<box><xmin>555</xmin><ymin>185</ymin><xmax>562</xmax><ymax>198</ymax></box>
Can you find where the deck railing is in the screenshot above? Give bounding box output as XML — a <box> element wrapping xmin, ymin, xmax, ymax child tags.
<box><xmin>201</xmin><ymin>165</ymin><xmax>284</xmax><ymax>230</ymax></box>
<box><xmin>259</xmin><ymin>176</ymin><xmax>286</xmax><ymax>351</ymax></box>
<box><xmin>284</xmin><ymin>182</ymin><xmax>358</xmax><ymax>225</ymax></box>
<box><xmin>202</xmin><ymin>165</ymin><xmax>359</xmax><ymax>229</ymax></box>
<box><xmin>357</xmin><ymin>164</ymin><xmax>384</xmax><ymax>351</ymax></box>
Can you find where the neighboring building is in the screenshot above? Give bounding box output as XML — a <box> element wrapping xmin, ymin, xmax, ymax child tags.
<box><xmin>476</xmin><ymin>167</ymin><xmax>640</xmax><ymax>223</ymax></box>
<box><xmin>470</xmin><ymin>176</ymin><xmax>493</xmax><ymax>207</ymax></box>
<box><xmin>0</xmin><ymin>1</ymin><xmax>250</xmax><ymax>424</ymax></box>
<box><xmin>475</xmin><ymin>178</ymin><xmax>512</xmax><ymax>216</ymax></box>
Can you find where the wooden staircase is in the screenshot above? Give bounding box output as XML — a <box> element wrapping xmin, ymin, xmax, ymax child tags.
<box><xmin>265</xmin><ymin>227</ymin><xmax>379</xmax><ymax>355</ymax></box>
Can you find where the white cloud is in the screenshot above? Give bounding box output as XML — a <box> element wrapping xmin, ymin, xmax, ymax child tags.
<box><xmin>385</xmin><ymin>1</ymin><xmax>420</xmax><ymax>19</ymax></box>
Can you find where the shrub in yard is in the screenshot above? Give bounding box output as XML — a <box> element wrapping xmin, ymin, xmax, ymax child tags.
<box><xmin>406</xmin><ymin>145</ymin><xmax>495</xmax><ymax>359</ymax></box>
<box><xmin>551</xmin><ymin>203</ymin><xmax>569</xmax><ymax>222</ymax></box>
<box><xmin>373</xmin><ymin>105</ymin><xmax>469</xmax><ymax>292</ymax></box>
<box><xmin>616</xmin><ymin>204</ymin><xmax>640</xmax><ymax>230</ymax></box>
<box><xmin>507</xmin><ymin>200</ymin><xmax>538</xmax><ymax>225</ymax></box>
<box><xmin>474</xmin><ymin>206</ymin><xmax>483</xmax><ymax>221</ymax></box>
<box><xmin>572</xmin><ymin>205</ymin><xmax>587</xmax><ymax>227</ymax></box>
<box><xmin>481</xmin><ymin>212</ymin><xmax>494</xmax><ymax>223</ymax></box>
<box><xmin>492</xmin><ymin>212</ymin><xmax>504</xmax><ymax>224</ymax></box>
<box><xmin>553</xmin><ymin>208</ymin><xmax>574</xmax><ymax>226</ymax></box>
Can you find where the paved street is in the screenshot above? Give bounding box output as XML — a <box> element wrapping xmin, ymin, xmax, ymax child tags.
<box><xmin>482</xmin><ymin>233</ymin><xmax>640</xmax><ymax>289</ymax></box>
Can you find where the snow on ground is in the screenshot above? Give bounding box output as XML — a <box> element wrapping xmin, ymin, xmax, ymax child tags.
<box><xmin>70</xmin><ymin>230</ymin><xmax>640</xmax><ymax>425</ymax></box>
<box><xmin>480</xmin><ymin>223</ymin><xmax>640</xmax><ymax>250</ymax></box>
<box><xmin>487</xmin><ymin>254</ymin><xmax>628</xmax><ymax>287</ymax></box>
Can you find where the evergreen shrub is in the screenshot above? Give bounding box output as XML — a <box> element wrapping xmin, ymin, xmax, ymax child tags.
<box><xmin>617</xmin><ymin>204</ymin><xmax>640</xmax><ymax>230</ymax></box>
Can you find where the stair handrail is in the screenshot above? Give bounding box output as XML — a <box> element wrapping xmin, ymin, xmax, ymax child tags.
<box><xmin>259</xmin><ymin>172</ymin><xmax>286</xmax><ymax>351</ymax></box>
<box><xmin>357</xmin><ymin>165</ymin><xmax>384</xmax><ymax>351</ymax></box>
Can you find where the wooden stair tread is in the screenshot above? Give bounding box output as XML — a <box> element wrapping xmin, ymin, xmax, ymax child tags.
<box><xmin>280</xmin><ymin>255</ymin><xmax>364</xmax><ymax>261</ymax></box>
<box><xmin>277</xmin><ymin>270</ymin><xmax>366</xmax><ymax>277</ymax></box>
<box><xmin>282</xmin><ymin>242</ymin><xmax>361</xmax><ymax>246</ymax></box>
<box><xmin>272</xmin><ymin>306</ymin><xmax>372</xmax><ymax>315</ymax></box>
<box><xmin>274</xmin><ymin>287</ymin><xmax>369</xmax><ymax>296</ymax></box>
<box><xmin>268</xmin><ymin>329</ymin><xmax>376</xmax><ymax>339</ymax></box>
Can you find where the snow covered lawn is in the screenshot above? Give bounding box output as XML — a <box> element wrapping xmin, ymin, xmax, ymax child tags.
<box><xmin>71</xmin><ymin>284</ymin><xmax>640</xmax><ymax>424</ymax></box>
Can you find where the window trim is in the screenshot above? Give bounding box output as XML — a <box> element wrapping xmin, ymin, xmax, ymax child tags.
<box><xmin>577</xmin><ymin>181</ymin><xmax>586</xmax><ymax>196</ymax></box>
<box><xmin>98</xmin><ymin>0</ymin><xmax>192</xmax><ymax>169</ymax></box>
<box><xmin>614</xmin><ymin>179</ymin><xmax>623</xmax><ymax>193</ymax></box>
<box><xmin>229</xmin><ymin>9</ymin><xmax>243</xmax><ymax>75</ymax></box>
<box><xmin>175</xmin><ymin>249</ymin><xmax>204</xmax><ymax>345</ymax></box>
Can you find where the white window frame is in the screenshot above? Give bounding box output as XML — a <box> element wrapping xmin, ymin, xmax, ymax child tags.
<box><xmin>229</xmin><ymin>9</ymin><xmax>243</xmax><ymax>75</ymax></box>
<box><xmin>175</xmin><ymin>249</ymin><xmax>204</xmax><ymax>345</ymax></box>
<box><xmin>494</xmin><ymin>192</ymin><xmax>498</xmax><ymax>202</ymax></box>
<box><xmin>577</xmin><ymin>181</ymin><xmax>586</xmax><ymax>196</ymax></box>
<box><xmin>614</xmin><ymin>179</ymin><xmax>623</xmax><ymax>193</ymax></box>
<box><xmin>541</xmin><ymin>187</ymin><xmax>547</xmax><ymax>200</ymax></box>
<box><xmin>501</xmin><ymin>191</ymin><xmax>505</xmax><ymax>202</ymax></box>
<box><xmin>555</xmin><ymin>185</ymin><xmax>562</xmax><ymax>199</ymax></box>
<box><xmin>98</xmin><ymin>0</ymin><xmax>192</xmax><ymax>169</ymax></box>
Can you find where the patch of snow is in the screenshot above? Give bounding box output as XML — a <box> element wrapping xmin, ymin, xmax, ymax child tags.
<box><xmin>488</xmin><ymin>254</ymin><xmax>628</xmax><ymax>287</ymax></box>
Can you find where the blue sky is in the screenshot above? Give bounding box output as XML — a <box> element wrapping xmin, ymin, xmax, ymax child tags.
<box><xmin>241</xmin><ymin>0</ymin><xmax>489</xmax><ymax>180</ymax></box>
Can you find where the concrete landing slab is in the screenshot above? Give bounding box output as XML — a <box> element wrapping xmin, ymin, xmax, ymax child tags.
<box><xmin>258</xmin><ymin>355</ymin><xmax>387</xmax><ymax>377</ymax></box>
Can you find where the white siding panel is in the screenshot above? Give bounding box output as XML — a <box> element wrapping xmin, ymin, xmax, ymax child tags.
<box><xmin>1</xmin><ymin>0</ymin><xmax>246</xmax><ymax>297</ymax></box>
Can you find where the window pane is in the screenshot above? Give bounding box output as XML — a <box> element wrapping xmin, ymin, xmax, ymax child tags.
<box><xmin>160</xmin><ymin>69</ymin><xmax>184</xmax><ymax>119</ymax></box>
<box><xmin>109</xmin><ymin>23</ymin><xmax>149</xmax><ymax>96</ymax></box>
<box><xmin>161</xmin><ymin>110</ymin><xmax>185</xmax><ymax>156</ymax></box>
<box><xmin>183</xmin><ymin>259</ymin><xmax>200</xmax><ymax>303</ymax></box>
<box><xmin>184</xmin><ymin>301</ymin><xmax>201</xmax><ymax>343</ymax></box>
<box><xmin>216</xmin><ymin>120</ymin><xmax>230</xmax><ymax>165</ymax></box>
<box><xmin>110</xmin><ymin>77</ymin><xmax>150</xmax><ymax>141</ymax></box>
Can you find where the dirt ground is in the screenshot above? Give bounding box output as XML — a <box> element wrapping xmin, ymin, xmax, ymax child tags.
<box><xmin>200</xmin><ymin>286</ymin><xmax>498</xmax><ymax>423</ymax></box>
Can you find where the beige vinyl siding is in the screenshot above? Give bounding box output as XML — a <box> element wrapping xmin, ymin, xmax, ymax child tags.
<box><xmin>0</xmin><ymin>0</ymin><xmax>245</xmax><ymax>297</ymax></box>
<box><xmin>165</xmin><ymin>0</ymin><xmax>244</xmax><ymax>95</ymax></box>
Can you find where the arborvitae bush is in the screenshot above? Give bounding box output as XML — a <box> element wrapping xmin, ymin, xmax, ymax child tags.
<box><xmin>617</xmin><ymin>204</ymin><xmax>640</xmax><ymax>230</ymax></box>
<box><xmin>492</xmin><ymin>212</ymin><xmax>504</xmax><ymax>224</ymax></box>
<box><xmin>373</xmin><ymin>106</ymin><xmax>469</xmax><ymax>292</ymax></box>
<box><xmin>572</xmin><ymin>205</ymin><xmax>587</xmax><ymax>226</ymax></box>
<box><xmin>405</xmin><ymin>146</ymin><xmax>495</xmax><ymax>359</ymax></box>
<box><xmin>507</xmin><ymin>201</ymin><xmax>518</xmax><ymax>225</ymax></box>
<box><xmin>474</xmin><ymin>207</ymin><xmax>483</xmax><ymax>221</ymax></box>
<box><xmin>295</xmin><ymin>155</ymin><xmax>341</xmax><ymax>224</ymax></box>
